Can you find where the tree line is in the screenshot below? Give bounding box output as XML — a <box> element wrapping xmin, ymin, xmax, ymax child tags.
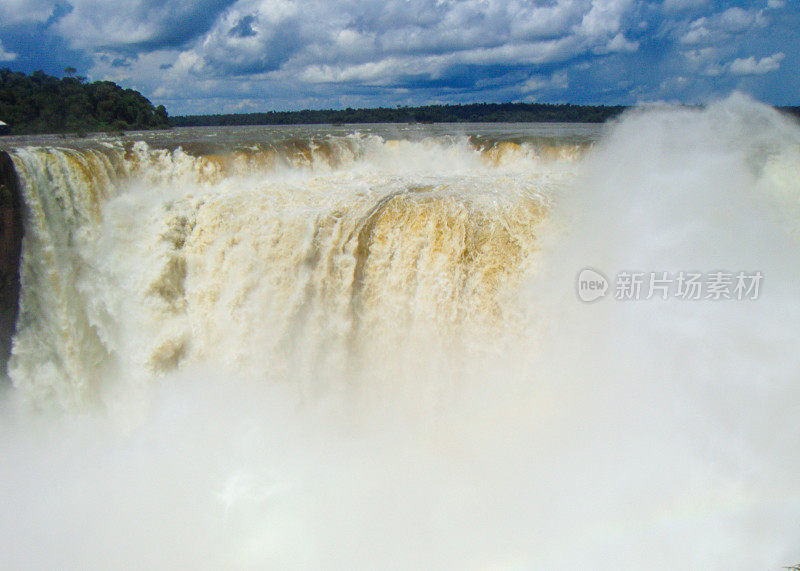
<box><xmin>0</xmin><ymin>68</ymin><xmax>169</xmax><ymax>135</ymax></box>
<box><xmin>172</xmin><ymin>102</ymin><xmax>800</xmax><ymax>128</ymax></box>
<box><xmin>171</xmin><ymin>102</ymin><xmax>628</xmax><ymax>127</ymax></box>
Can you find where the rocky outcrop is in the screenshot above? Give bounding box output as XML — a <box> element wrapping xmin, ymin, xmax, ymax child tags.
<box><xmin>0</xmin><ymin>151</ymin><xmax>23</xmax><ymax>376</ymax></box>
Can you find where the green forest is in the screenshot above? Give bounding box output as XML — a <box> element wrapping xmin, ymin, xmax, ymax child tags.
<box><xmin>0</xmin><ymin>68</ymin><xmax>169</xmax><ymax>135</ymax></box>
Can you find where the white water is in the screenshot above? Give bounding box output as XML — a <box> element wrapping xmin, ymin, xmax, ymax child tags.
<box><xmin>1</xmin><ymin>97</ymin><xmax>800</xmax><ymax>569</ymax></box>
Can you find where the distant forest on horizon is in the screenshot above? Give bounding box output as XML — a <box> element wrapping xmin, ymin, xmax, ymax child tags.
<box><xmin>171</xmin><ymin>102</ymin><xmax>629</xmax><ymax>127</ymax></box>
<box><xmin>172</xmin><ymin>103</ymin><xmax>800</xmax><ymax>128</ymax></box>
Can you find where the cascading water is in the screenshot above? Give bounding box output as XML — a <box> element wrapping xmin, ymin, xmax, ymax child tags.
<box><xmin>0</xmin><ymin>96</ymin><xmax>799</xmax><ymax>569</ymax></box>
<box><xmin>6</xmin><ymin>131</ymin><xmax>569</xmax><ymax>410</ymax></box>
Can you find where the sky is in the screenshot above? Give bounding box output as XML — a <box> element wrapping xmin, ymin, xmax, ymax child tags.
<box><xmin>0</xmin><ymin>0</ymin><xmax>798</xmax><ymax>115</ymax></box>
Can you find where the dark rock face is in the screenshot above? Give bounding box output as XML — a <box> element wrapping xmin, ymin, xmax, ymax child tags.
<box><xmin>0</xmin><ymin>151</ymin><xmax>23</xmax><ymax>377</ymax></box>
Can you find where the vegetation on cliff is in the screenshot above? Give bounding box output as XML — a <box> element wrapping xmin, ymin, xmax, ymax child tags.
<box><xmin>0</xmin><ymin>68</ymin><xmax>169</xmax><ymax>135</ymax></box>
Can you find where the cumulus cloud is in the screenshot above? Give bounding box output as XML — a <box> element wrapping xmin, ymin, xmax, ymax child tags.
<box><xmin>598</xmin><ymin>32</ymin><xmax>640</xmax><ymax>53</ymax></box>
<box><xmin>0</xmin><ymin>0</ymin><xmax>57</xmax><ymax>25</ymax></box>
<box><xmin>679</xmin><ymin>6</ymin><xmax>767</xmax><ymax>44</ymax></box>
<box><xmin>0</xmin><ymin>0</ymin><xmax>797</xmax><ymax>112</ymax></box>
<box><xmin>716</xmin><ymin>7</ymin><xmax>765</xmax><ymax>33</ymax></box>
<box><xmin>522</xmin><ymin>70</ymin><xmax>569</xmax><ymax>93</ymax></box>
<box><xmin>577</xmin><ymin>0</ymin><xmax>635</xmax><ymax>37</ymax></box>
<box><xmin>191</xmin><ymin>1</ymin><xmax>303</xmax><ymax>75</ymax></box>
<box><xmin>54</xmin><ymin>0</ymin><xmax>237</xmax><ymax>51</ymax></box>
<box><xmin>202</xmin><ymin>0</ymin><xmax>642</xmax><ymax>84</ymax></box>
<box><xmin>729</xmin><ymin>52</ymin><xmax>785</xmax><ymax>75</ymax></box>
<box><xmin>680</xmin><ymin>18</ymin><xmax>711</xmax><ymax>44</ymax></box>
<box><xmin>682</xmin><ymin>47</ymin><xmax>726</xmax><ymax>76</ymax></box>
<box><xmin>85</xmin><ymin>0</ymin><xmax>642</xmax><ymax>97</ymax></box>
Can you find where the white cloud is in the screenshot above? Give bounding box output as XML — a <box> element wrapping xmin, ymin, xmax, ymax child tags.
<box><xmin>600</xmin><ymin>32</ymin><xmax>640</xmax><ymax>53</ymax></box>
<box><xmin>189</xmin><ymin>0</ymin><xmax>304</xmax><ymax>75</ymax></box>
<box><xmin>0</xmin><ymin>41</ymin><xmax>17</xmax><ymax>62</ymax></box>
<box><xmin>729</xmin><ymin>52</ymin><xmax>785</xmax><ymax>75</ymax></box>
<box><xmin>681</xmin><ymin>47</ymin><xmax>725</xmax><ymax>76</ymax></box>
<box><xmin>682</xmin><ymin>46</ymin><xmax>784</xmax><ymax>78</ymax></box>
<box><xmin>54</xmin><ymin>0</ymin><xmax>232</xmax><ymax>50</ymax></box>
<box><xmin>509</xmin><ymin>1</ymin><xmax>585</xmax><ymax>41</ymax></box>
<box><xmin>679</xmin><ymin>7</ymin><xmax>767</xmax><ymax>45</ymax></box>
<box><xmin>767</xmin><ymin>0</ymin><xmax>785</xmax><ymax>8</ymax></box>
<box><xmin>717</xmin><ymin>7</ymin><xmax>761</xmax><ymax>33</ymax></box>
<box><xmin>577</xmin><ymin>0</ymin><xmax>635</xmax><ymax>38</ymax></box>
<box><xmin>522</xmin><ymin>71</ymin><xmax>569</xmax><ymax>93</ymax></box>
<box><xmin>680</xmin><ymin>18</ymin><xmax>711</xmax><ymax>44</ymax></box>
<box><xmin>0</xmin><ymin>0</ymin><xmax>56</xmax><ymax>25</ymax></box>
<box><xmin>300</xmin><ymin>58</ymin><xmax>416</xmax><ymax>85</ymax></box>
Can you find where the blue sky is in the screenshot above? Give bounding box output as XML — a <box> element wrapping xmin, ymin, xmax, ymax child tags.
<box><xmin>0</xmin><ymin>0</ymin><xmax>797</xmax><ymax>115</ymax></box>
